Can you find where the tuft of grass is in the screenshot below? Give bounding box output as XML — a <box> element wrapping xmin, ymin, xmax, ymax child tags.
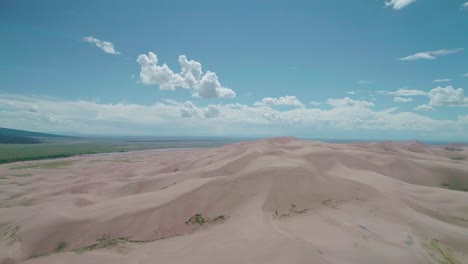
<box><xmin>2</xmin><ymin>225</ymin><xmax>21</xmax><ymax>244</ymax></box>
<box><xmin>212</xmin><ymin>215</ymin><xmax>226</xmax><ymax>222</ymax></box>
<box><xmin>54</xmin><ymin>241</ymin><xmax>69</xmax><ymax>252</ymax></box>
<box><xmin>441</xmin><ymin>182</ymin><xmax>450</xmax><ymax>188</ymax></box>
<box><xmin>450</xmin><ymin>157</ymin><xmax>465</xmax><ymax>161</ymax></box>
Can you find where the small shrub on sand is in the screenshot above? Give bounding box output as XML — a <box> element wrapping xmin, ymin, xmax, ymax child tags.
<box><xmin>54</xmin><ymin>241</ymin><xmax>68</xmax><ymax>252</ymax></box>
<box><xmin>185</xmin><ymin>214</ymin><xmax>206</xmax><ymax>225</ymax></box>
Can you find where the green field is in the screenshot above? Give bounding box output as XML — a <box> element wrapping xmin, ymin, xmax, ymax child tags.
<box><xmin>0</xmin><ymin>138</ymin><xmax>240</xmax><ymax>164</ymax></box>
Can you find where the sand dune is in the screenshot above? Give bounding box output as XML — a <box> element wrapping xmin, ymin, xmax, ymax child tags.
<box><xmin>1</xmin><ymin>138</ymin><xmax>467</xmax><ymax>264</ymax></box>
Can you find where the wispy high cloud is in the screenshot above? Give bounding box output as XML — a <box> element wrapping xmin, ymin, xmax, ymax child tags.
<box><xmin>462</xmin><ymin>73</ymin><xmax>468</xmax><ymax>77</ymax></box>
<box><xmin>433</xmin><ymin>79</ymin><xmax>451</xmax><ymax>83</ymax></box>
<box><xmin>394</xmin><ymin>97</ymin><xmax>414</xmax><ymax>103</ymax></box>
<box><xmin>357</xmin><ymin>80</ymin><xmax>373</xmax><ymax>84</ymax></box>
<box><xmin>137</xmin><ymin>52</ymin><xmax>235</xmax><ymax>99</ymax></box>
<box><xmin>310</xmin><ymin>101</ymin><xmax>322</xmax><ymax>107</ymax></box>
<box><xmin>378</xmin><ymin>88</ymin><xmax>428</xmax><ymax>96</ymax></box>
<box><xmin>254</xmin><ymin>96</ymin><xmax>304</xmax><ymax>107</ymax></box>
<box><xmin>385</xmin><ymin>0</ymin><xmax>416</xmax><ymax>10</ymax></box>
<box><xmin>83</xmin><ymin>36</ymin><xmax>120</xmax><ymax>55</ymax></box>
<box><xmin>399</xmin><ymin>48</ymin><xmax>464</xmax><ymax>61</ymax></box>
<box><xmin>462</xmin><ymin>2</ymin><xmax>468</xmax><ymax>9</ymax></box>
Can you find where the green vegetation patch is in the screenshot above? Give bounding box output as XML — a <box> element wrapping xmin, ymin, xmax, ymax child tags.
<box><xmin>10</xmin><ymin>173</ymin><xmax>32</xmax><ymax>177</ymax></box>
<box><xmin>0</xmin><ymin>138</ymin><xmax>239</xmax><ymax>164</ymax></box>
<box><xmin>10</xmin><ymin>160</ymin><xmax>77</xmax><ymax>170</ymax></box>
<box><xmin>185</xmin><ymin>214</ymin><xmax>227</xmax><ymax>225</ymax></box>
<box><xmin>450</xmin><ymin>157</ymin><xmax>465</xmax><ymax>160</ymax></box>
<box><xmin>440</xmin><ymin>182</ymin><xmax>468</xmax><ymax>192</ymax></box>
<box><xmin>445</xmin><ymin>147</ymin><xmax>463</xmax><ymax>152</ymax></box>
<box><xmin>186</xmin><ymin>214</ymin><xmax>206</xmax><ymax>225</ymax></box>
<box><xmin>425</xmin><ymin>239</ymin><xmax>459</xmax><ymax>264</ymax></box>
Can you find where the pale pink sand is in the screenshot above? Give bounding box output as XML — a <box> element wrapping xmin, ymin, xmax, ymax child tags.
<box><xmin>1</xmin><ymin>138</ymin><xmax>468</xmax><ymax>264</ymax></box>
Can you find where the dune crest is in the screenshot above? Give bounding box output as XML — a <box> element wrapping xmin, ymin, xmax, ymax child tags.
<box><xmin>0</xmin><ymin>138</ymin><xmax>467</xmax><ymax>264</ymax></box>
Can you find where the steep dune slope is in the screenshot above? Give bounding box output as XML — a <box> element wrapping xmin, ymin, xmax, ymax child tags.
<box><xmin>0</xmin><ymin>138</ymin><xmax>467</xmax><ymax>264</ymax></box>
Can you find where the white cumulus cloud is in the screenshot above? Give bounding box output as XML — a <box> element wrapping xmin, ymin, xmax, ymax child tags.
<box><xmin>204</xmin><ymin>105</ymin><xmax>221</xmax><ymax>118</ymax></box>
<box><xmin>326</xmin><ymin>97</ymin><xmax>374</xmax><ymax>108</ymax></box>
<box><xmin>399</xmin><ymin>48</ymin><xmax>464</xmax><ymax>61</ymax></box>
<box><xmin>254</xmin><ymin>96</ymin><xmax>304</xmax><ymax>107</ymax></box>
<box><xmin>394</xmin><ymin>97</ymin><xmax>414</xmax><ymax>103</ymax></box>
<box><xmin>428</xmin><ymin>86</ymin><xmax>468</xmax><ymax>106</ymax></box>
<box><xmin>180</xmin><ymin>101</ymin><xmax>199</xmax><ymax>118</ymax></box>
<box><xmin>1</xmin><ymin>93</ymin><xmax>467</xmax><ymax>139</ymax></box>
<box><xmin>385</xmin><ymin>0</ymin><xmax>416</xmax><ymax>10</ymax></box>
<box><xmin>83</xmin><ymin>36</ymin><xmax>120</xmax><ymax>55</ymax></box>
<box><xmin>137</xmin><ymin>52</ymin><xmax>236</xmax><ymax>99</ymax></box>
<box><xmin>414</xmin><ymin>104</ymin><xmax>434</xmax><ymax>111</ymax></box>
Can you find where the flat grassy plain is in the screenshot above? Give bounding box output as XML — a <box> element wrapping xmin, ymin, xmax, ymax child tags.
<box><xmin>0</xmin><ymin>137</ymin><xmax>243</xmax><ymax>164</ymax></box>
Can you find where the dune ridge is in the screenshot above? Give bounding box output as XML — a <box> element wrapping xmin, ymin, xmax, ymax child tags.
<box><xmin>0</xmin><ymin>138</ymin><xmax>467</xmax><ymax>264</ymax></box>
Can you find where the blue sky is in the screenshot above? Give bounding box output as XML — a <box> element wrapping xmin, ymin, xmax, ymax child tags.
<box><xmin>1</xmin><ymin>0</ymin><xmax>468</xmax><ymax>141</ymax></box>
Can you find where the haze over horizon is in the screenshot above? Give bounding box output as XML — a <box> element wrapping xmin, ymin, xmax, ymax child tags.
<box><xmin>1</xmin><ymin>0</ymin><xmax>468</xmax><ymax>141</ymax></box>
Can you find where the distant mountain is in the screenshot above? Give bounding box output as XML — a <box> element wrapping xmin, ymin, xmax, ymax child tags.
<box><xmin>0</xmin><ymin>127</ymin><xmax>72</xmax><ymax>144</ymax></box>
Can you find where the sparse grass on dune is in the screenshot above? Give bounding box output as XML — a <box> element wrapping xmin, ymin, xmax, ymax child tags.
<box><xmin>30</xmin><ymin>213</ymin><xmax>229</xmax><ymax>258</ymax></box>
<box><xmin>9</xmin><ymin>160</ymin><xmax>78</xmax><ymax>170</ymax></box>
<box><xmin>425</xmin><ymin>239</ymin><xmax>460</xmax><ymax>264</ymax></box>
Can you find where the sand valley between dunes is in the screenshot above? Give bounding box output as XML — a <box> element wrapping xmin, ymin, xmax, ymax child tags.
<box><xmin>1</xmin><ymin>137</ymin><xmax>468</xmax><ymax>264</ymax></box>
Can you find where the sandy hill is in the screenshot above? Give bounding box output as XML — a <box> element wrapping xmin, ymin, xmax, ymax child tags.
<box><xmin>0</xmin><ymin>138</ymin><xmax>467</xmax><ymax>264</ymax></box>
